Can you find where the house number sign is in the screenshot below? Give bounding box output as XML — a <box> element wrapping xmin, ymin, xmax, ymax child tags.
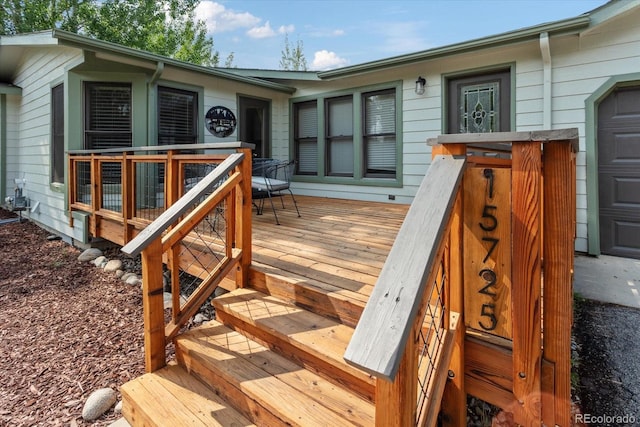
<box><xmin>463</xmin><ymin>167</ymin><xmax>512</xmax><ymax>340</ymax></box>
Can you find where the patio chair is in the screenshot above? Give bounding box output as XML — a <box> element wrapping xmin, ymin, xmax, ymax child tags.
<box><xmin>251</xmin><ymin>159</ymin><xmax>301</xmax><ymax>225</ymax></box>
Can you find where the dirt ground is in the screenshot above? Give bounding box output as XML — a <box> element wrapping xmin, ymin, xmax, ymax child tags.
<box><xmin>0</xmin><ymin>209</ymin><xmax>146</xmax><ymax>426</ymax></box>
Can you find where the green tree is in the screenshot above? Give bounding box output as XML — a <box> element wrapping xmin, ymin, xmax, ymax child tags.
<box><xmin>280</xmin><ymin>33</ymin><xmax>307</xmax><ymax>71</ymax></box>
<box><xmin>0</xmin><ymin>0</ymin><xmax>229</xmax><ymax>67</ymax></box>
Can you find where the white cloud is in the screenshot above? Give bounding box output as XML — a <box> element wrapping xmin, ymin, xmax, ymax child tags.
<box><xmin>278</xmin><ymin>24</ymin><xmax>295</xmax><ymax>34</ymax></box>
<box><xmin>247</xmin><ymin>21</ymin><xmax>276</xmax><ymax>39</ymax></box>
<box><xmin>311</xmin><ymin>50</ymin><xmax>349</xmax><ymax>71</ymax></box>
<box><xmin>194</xmin><ymin>1</ymin><xmax>260</xmax><ymax>34</ymax></box>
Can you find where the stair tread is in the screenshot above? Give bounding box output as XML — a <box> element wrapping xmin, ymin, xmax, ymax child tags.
<box><xmin>120</xmin><ymin>363</ymin><xmax>255</xmax><ymax>427</ymax></box>
<box><xmin>176</xmin><ymin>319</ymin><xmax>375</xmax><ymax>427</ymax></box>
<box><xmin>212</xmin><ymin>288</ymin><xmax>375</xmax><ymax>390</ymax></box>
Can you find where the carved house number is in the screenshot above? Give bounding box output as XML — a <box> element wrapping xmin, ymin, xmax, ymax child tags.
<box><xmin>478</xmin><ymin>168</ymin><xmax>499</xmax><ymax>331</ymax></box>
<box><xmin>463</xmin><ymin>165</ymin><xmax>511</xmax><ymax>339</ymax></box>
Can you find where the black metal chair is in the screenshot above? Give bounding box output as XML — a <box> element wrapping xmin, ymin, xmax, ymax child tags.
<box><xmin>251</xmin><ymin>159</ymin><xmax>301</xmax><ymax>225</ymax></box>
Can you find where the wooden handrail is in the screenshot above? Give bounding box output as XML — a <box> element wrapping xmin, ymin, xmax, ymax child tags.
<box><xmin>121</xmin><ymin>153</ymin><xmax>244</xmax><ymax>258</ymax></box>
<box><xmin>344</xmin><ymin>154</ymin><xmax>466</xmax><ymax>380</ymax></box>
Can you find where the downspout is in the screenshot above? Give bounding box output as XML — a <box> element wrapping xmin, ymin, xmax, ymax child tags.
<box><xmin>539</xmin><ymin>32</ymin><xmax>552</xmax><ymax>129</ymax></box>
<box><xmin>148</xmin><ymin>61</ymin><xmax>164</xmax><ymax>145</ymax></box>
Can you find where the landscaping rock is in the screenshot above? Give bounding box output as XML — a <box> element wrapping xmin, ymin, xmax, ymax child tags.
<box><xmin>93</xmin><ymin>256</ymin><xmax>108</xmax><ymax>268</ymax></box>
<box><xmin>114</xmin><ymin>400</ymin><xmax>122</xmax><ymax>414</ymax></box>
<box><xmin>125</xmin><ymin>275</ymin><xmax>141</xmax><ymax>286</ymax></box>
<box><xmin>78</xmin><ymin>248</ymin><xmax>103</xmax><ymax>262</ymax></box>
<box><xmin>103</xmin><ymin>259</ymin><xmax>123</xmax><ymax>273</ymax></box>
<box><xmin>121</xmin><ymin>272</ymin><xmax>137</xmax><ymax>283</ymax></box>
<box><xmin>82</xmin><ymin>388</ymin><xmax>117</xmax><ymax>421</ymax></box>
<box><xmin>115</xmin><ymin>269</ymin><xmax>125</xmax><ymax>278</ymax></box>
<box><xmin>193</xmin><ymin>313</ymin><xmax>208</xmax><ymax>324</ymax></box>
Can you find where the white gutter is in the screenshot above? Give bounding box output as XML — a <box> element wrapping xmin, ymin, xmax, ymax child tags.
<box><xmin>540</xmin><ymin>32</ymin><xmax>552</xmax><ymax>129</ymax></box>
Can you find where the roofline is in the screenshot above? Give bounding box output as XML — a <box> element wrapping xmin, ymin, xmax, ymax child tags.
<box><xmin>51</xmin><ymin>30</ymin><xmax>297</xmax><ymax>94</ymax></box>
<box><xmin>0</xmin><ymin>83</ymin><xmax>22</xmax><ymax>95</ymax></box>
<box><xmin>218</xmin><ymin>68</ymin><xmax>321</xmax><ymax>81</ymax></box>
<box><xmin>318</xmin><ymin>15</ymin><xmax>591</xmax><ymax>79</ymax></box>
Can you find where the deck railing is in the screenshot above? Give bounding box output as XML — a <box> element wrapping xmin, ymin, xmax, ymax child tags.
<box><xmin>69</xmin><ymin>143</ymin><xmax>253</xmax><ymax>372</ymax></box>
<box><xmin>344</xmin><ymin>154</ymin><xmax>466</xmax><ymax>426</ymax></box>
<box><xmin>346</xmin><ymin>130</ymin><xmax>577</xmax><ymax>426</ymax></box>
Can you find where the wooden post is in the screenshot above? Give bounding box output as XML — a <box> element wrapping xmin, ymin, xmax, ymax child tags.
<box><xmin>91</xmin><ymin>154</ymin><xmax>100</xmax><ymax>237</ymax></box>
<box><xmin>375</xmin><ymin>322</ymin><xmax>418</xmax><ymax>427</ymax></box>
<box><xmin>433</xmin><ymin>143</ymin><xmax>467</xmax><ymax>427</ymax></box>
<box><xmin>166</xmin><ymin>151</ymin><xmax>179</xmax><ymax>209</ymax></box>
<box><xmin>235</xmin><ymin>148</ymin><xmax>252</xmax><ymax>288</ymax></box>
<box><xmin>122</xmin><ymin>152</ymin><xmax>132</xmax><ymax>243</ymax></box>
<box><xmin>511</xmin><ymin>142</ymin><xmax>542</xmax><ymax>425</ymax></box>
<box><xmin>141</xmin><ymin>238</ymin><xmax>166</xmax><ymax>372</ymax></box>
<box><xmin>542</xmin><ymin>142</ymin><xmax>574</xmax><ymax>426</ymax></box>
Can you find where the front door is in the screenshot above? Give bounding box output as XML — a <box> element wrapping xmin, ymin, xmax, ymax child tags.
<box><xmin>239</xmin><ymin>96</ymin><xmax>270</xmax><ymax>158</ymax></box>
<box><xmin>598</xmin><ymin>85</ymin><xmax>640</xmax><ymax>259</ymax></box>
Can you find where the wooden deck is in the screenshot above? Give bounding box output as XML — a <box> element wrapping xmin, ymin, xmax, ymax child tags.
<box><xmin>247</xmin><ymin>195</ymin><xmax>409</xmax><ymax>327</ymax></box>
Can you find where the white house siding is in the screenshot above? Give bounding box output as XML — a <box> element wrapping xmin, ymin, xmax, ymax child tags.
<box><xmin>9</xmin><ymin>46</ymin><xmax>82</xmax><ymax>238</ymax></box>
<box><xmin>549</xmin><ymin>8</ymin><xmax>640</xmax><ymax>252</ymax></box>
<box><xmin>4</xmin><ymin>95</ymin><xmax>20</xmax><ymax>199</ymax></box>
<box><xmin>160</xmin><ymin>68</ymin><xmax>291</xmax><ymax>154</ymax></box>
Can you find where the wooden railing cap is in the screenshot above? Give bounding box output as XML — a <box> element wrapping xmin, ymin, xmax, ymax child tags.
<box><xmin>426</xmin><ymin>128</ymin><xmax>579</xmax><ymax>152</ymax></box>
<box><xmin>344</xmin><ymin>154</ymin><xmax>466</xmax><ymax>380</ymax></box>
<box><xmin>68</xmin><ymin>142</ymin><xmax>255</xmax><ymax>155</ymax></box>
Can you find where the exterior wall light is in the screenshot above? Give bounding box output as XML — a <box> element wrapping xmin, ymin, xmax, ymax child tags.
<box><xmin>415</xmin><ymin>76</ymin><xmax>426</xmax><ymax>95</ymax></box>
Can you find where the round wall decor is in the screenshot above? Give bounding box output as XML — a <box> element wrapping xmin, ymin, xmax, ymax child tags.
<box><xmin>205</xmin><ymin>106</ymin><xmax>237</xmax><ymax>137</ymax></box>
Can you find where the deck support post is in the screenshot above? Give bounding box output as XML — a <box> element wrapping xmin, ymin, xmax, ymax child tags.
<box><xmin>235</xmin><ymin>148</ymin><xmax>252</xmax><ymax>288</ymax></box>
<box><xmin>542</xmin><ymin>142</ymin><xmax>575</xmax><ymax>426</ymax></box>
<box><xmin>141</xmin><ymin>238</ymin><xmax>166</xmax><ymax>372</ymax></box>
<box><xmin>375</xmin><ymin>323</ymin><xmax>418</xmax><ymax>427</ymax></box>
<box><xmin>434</xmin><ymin>143</ymin><xmax>467</xmax><ymax>427</ymax></box>
<box><xmin>511</xmin><ymin>142</ymin><xmax>543</xmax><ymax>426</ymax></box>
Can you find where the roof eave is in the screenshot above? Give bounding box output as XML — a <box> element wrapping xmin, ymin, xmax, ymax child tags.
<box><xmin>318</xmin><ymin>16</ymin><xmax>591</xmax><ymax>79</ymax></box>
<box><xmin>52</xmin><ymin>29</ymin><xmax>297</xmax><ymax>94</ymax></box>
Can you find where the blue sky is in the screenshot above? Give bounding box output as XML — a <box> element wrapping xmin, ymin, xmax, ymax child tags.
<box><xmin>195</xmin><ymin>0</ymin><xmax>610</xmax><ymax>70</ymax></box>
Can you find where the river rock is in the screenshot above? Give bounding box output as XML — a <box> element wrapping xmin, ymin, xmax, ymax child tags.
<box><xmin>121</xmin><ymin>272</ymin><xmax>137</xmax><ymax>283</ymax></box>
<box><xmin>82</xmin><ymin>388</ymin><xmax>117</xmax><ymax>421</ymax></box>
<box><xmin>78</xmin><ymin>248</ymin><xmax>103</xmax><ymax>262</ymax></box>
<box><xmin>125</xmin><ymin>275</ymin><xmax>141</xmax><ymax>286</ymax></box>
<box><xmin>103</xmin><ymin>259</ymin><xmax>123</xmax><ymax>273</ymax></box>
<box><xmin>93</xmin><ymin>256</ymin><xmax>108</xmax><ymax>267</ymax></box>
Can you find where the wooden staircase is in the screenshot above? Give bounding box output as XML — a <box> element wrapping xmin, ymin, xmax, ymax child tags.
<box><xmin>120</xmin><ymin>274</ymin><xmax>376</xmax><ymax>426</ymax></box>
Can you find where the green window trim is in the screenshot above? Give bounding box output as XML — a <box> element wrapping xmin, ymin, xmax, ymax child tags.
<box><xmin>290</xmin><ymin>81</ymin><xmax>403</xmax><ymax>188</ymax></box>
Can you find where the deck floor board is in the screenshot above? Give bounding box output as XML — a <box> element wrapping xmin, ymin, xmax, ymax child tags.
<box><xmin>252</xmin><ymin>196</ymin><xmax>408</xmax><ymax>304</ymax></box>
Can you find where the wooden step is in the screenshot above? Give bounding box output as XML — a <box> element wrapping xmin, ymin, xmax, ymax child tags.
<box><xmin>120</xmin><ymin>363</ymin><xmax>254</xmax><ymax>426</ymax></box>
<box><xmin>175</xmin><ymin>320</ymin><xmax>375</xmax><ymax>426</ymax></box>
<box><xmin>249</xmin><ymin>262</ymin><xmax>368</xmax><ymax>328</ymax></box>
<box><xmin>212</xmin><ymin>288</ymin><xmax>375</xmax><ymax>402</ymax></box>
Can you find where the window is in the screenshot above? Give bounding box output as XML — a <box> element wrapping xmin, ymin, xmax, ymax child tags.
<box><xmin>294</xmin><ymin>101</ymin><xmax>318</xmax><ymax>175</ymax></box>
<box><xmin>84</xmin><ymin>82</ymin><xmax>132</xmax><ymax>149</ymax></box>
<box><xmin>158</xmin><ymin>86</ymin><xmax>198</xmax><ymax>145</ymax></box>
<box><xmin>51</xmin><ymin>84</ymin><xmax>64</xmax><ymax>184</ymax></box>
<box><xmin>326</xmin><ymin>96</ymin><xmax>353</xmax><ymax>176</ymax></box>
<box><xmin>292</xmin><ymin>85</ymin><xmax>399</xmax><ymax>184</ymax></box>
<box><xmin>447</xmin><ymin>70</ymin><xmax>510</xmax><ymax>133</ymax></box>
<box><xmin>363</xmin><ymin>89</ymin><xmax>396</xmax><ymax>178</ymax></box>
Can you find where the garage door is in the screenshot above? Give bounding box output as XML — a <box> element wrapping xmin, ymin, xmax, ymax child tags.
<box><xmin>598</xmin><ymin>85</ymin><xmax>640</xmax><ymax>259</ymax></box>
